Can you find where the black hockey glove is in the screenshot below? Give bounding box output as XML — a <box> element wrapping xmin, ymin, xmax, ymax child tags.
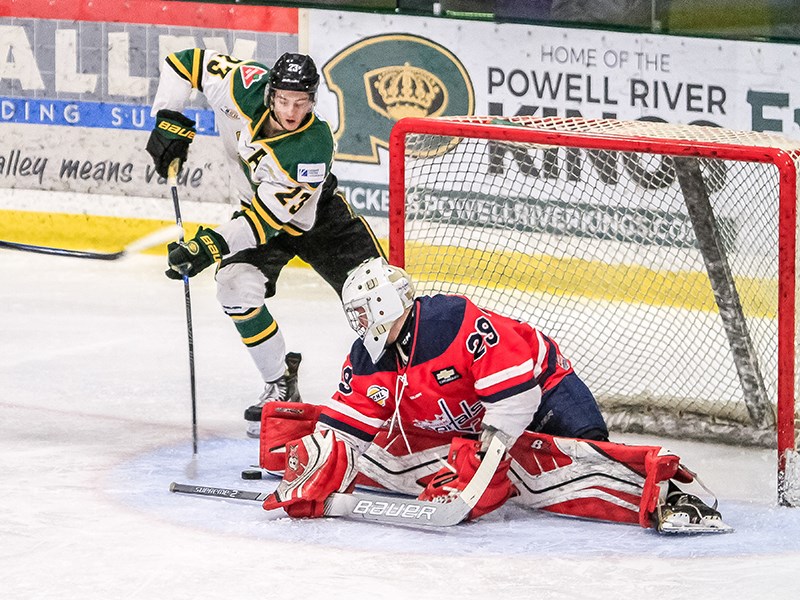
<box><xmin>146</xmin><ymin>109</ymin><xmax>196</xmax><ymax>178</ymax></box>
<box><xmin>165</xmin><ymin>227</ymin><xmax>229</xmax><ymax>279</ymax></box>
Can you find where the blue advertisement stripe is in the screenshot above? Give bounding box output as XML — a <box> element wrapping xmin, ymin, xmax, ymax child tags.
<box><xmin>0</xmin><ymin>97</ymin><xmax>218</xmax><ymax>135</ymax></box>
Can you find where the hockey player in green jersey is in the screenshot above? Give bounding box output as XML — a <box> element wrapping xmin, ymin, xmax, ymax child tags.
<box><xmin>146</xmin><ymin>50</ymin><xmax>384</xmax><ymax>437</ymax></box>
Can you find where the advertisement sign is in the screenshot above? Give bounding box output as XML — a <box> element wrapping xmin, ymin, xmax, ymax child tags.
<box><xmin>308</xmin><ymin>9</ymin><xmax>800</xmax><ymax>221</ymax></box>
<box><xmin>3</xmin><ymin>2</ymin><xmax>800</xmax><ymax>224</ymax></box>
<box><xmin>0</xmin><ymin>0</ymin><xmax>298</xmax><ymax>204</ymax></box>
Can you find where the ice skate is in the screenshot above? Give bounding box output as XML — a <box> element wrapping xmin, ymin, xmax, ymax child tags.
<box><xmin>245</xmin><ymin>352</ymin><xmax>302</xmax><ymax>438</ymax></box>
<box><xmin>655</xmin><ymin>492</ymin><xmax>733</xmax><ymax>534</ymax></box>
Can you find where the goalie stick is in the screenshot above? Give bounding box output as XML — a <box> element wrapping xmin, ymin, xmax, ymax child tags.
<box><xmin>170</xmin><ymin>434</ymin><xmax>507</xmax><ymax>527</ymax></box>
<box><xmin>0</xmin><ymin>224</ymin><xmax>182</xmax><ymax>261</ymax></box>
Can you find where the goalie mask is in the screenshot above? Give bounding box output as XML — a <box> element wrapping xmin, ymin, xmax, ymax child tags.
<box><xmin>341</xmin><ymin>258</ymin><xmax>415</xmax><ymax>363</ymax></box>
<box><xmin>266</xmin><ymin>53</ymin><xmax>320</xmax><ymax>108</ymax></box>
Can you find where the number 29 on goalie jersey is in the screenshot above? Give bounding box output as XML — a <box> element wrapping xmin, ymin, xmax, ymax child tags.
<box><xmin>319</xmin><ymin>294</ymin><xmax>575</xmax><ymax>446</ymax></box>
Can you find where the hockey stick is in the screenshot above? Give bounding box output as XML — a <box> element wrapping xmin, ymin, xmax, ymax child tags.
<box><xmin>167</xmin><ymin>159</ymin><xmax>199</xmax><ymax>457</ymax></box>
<box><xmin>0</xmin><ymin>224</ymin><xmax>182</xmax><ymax>260</ymax></box>
<box><xmin>170</xmin><ymin>434</ymin><xmax>507</xmax><ymax>527</ymax></box>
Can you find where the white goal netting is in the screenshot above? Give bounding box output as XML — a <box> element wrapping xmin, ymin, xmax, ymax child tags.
<box><xmin>391</xmin><ymin>116</ymin><xmax>800</xmax><ymax>504</ymax></box>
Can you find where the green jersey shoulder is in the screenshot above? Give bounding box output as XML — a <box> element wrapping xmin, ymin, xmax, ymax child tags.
<box><xmin>239</xmin><ymin>114</ymin><xmax>335</xmax><ymax>236</ymax></box>
<box><xmin>249</xmin><ymin>114</ymin><xmax>335</xmax><ymax>189</ymax></box>
<box><xmin>164</xmin><ymin>48</ymin><xmax>269</xmax><ymax>129</ymax></box>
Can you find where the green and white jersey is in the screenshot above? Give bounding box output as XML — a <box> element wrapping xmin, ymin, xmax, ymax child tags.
<box><xmin>238</xmin><ymin>111</ymin><xmax>333</xmax><ymax>236</ymax></box>
<box><xmin>151</xmin><ymin>48</ymin><xmax>335</xmax><ymax>250</ymax></box>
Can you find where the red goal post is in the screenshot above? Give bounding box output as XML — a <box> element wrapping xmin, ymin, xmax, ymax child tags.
<box><xmin>388</xmin><ymin>115</ymin><xmax>800</xmax><ymax>506</ymax></box>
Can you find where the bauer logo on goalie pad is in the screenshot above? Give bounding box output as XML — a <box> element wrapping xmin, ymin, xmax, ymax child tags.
<box><xmin>273</xmin><ymin>406</ymin><xmax>305</xmax><ymax>415</ymax></box>
<box><xmin>297</xmin><ymin>163</ymin><xmax>326</xmax><ymax>183</ymax></box>
<box><xmin>433</xmin><ymin>367</ymin><xmax>461</xmax><ymax>385</ymax></box>
<box><xmin>367</xmin><ymin>385</ymin><xmax>389</xmax><ymax>407</ymax></box>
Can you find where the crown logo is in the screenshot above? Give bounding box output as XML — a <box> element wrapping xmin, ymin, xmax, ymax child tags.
<box><xmin>365</xmin><ymin>63</ymin><xmax>447</xmax><ymax>120</ymax></box>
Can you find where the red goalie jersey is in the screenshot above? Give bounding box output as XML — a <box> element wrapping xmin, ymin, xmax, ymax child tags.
<box><xmin>318</xmin><ymin>294</ymin><xmax>574</xmax><ymax>447</ymax></box>
<box><xmin>262</xmin><ymin>292</ymin><xmax>725</xmax><ymax>531</ymax></box>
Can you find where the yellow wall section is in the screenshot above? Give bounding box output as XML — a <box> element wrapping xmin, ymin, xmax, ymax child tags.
<box><xmin>408</xmin><ymin>244</ymin><xmax>777</xmax><ymax>319</ymax></box>
<box><xmin>0</xmin><ymin>209</ymin><xmax>201</xmax><ymax>254</ymax></box>
<box><xmin>1</xmin><ymin>210</ymin><xmax>774</xmax><ymax>318</ymax></box>
<box><xmin>0</xmin><ymin>209</ymin><xmax>379</xmax><ymax>269</ymax></box>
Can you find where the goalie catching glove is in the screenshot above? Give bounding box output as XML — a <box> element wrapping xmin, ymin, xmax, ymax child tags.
<box><xmin>419</xmin><ymin>436</ymin><xmax>516</xmax><ymax>520</ymax></box>
<box><xmin>262</xmin><ymin>429</ymin><xmax>359</xmax><ymax>518</ymax></box>
<box><xmin>146</xmin><ymin>109</ymin><xmax>196</xmax><ymax>178</ymax></box>
<box><xmin>165</xmin><ymin>226</ymin><xmax>229</xmax><ymax>279</ymax></box>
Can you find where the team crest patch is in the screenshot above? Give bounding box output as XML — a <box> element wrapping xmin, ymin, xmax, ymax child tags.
<box><xmin>287</xmin><ymin>444</ymin><xmax>300</xmax><ymax>472</ymax></box>
<box><xmin>366</xmin><ymin>385</ymin><xmax>389</xmax><ymax>407</ymax></box>
<box><xmin>240</xmin><ymin>65</ymin><xmax>267</xmax><ymax>88</ymax></box>
<box><xmin>297</xmin><ymin>162</ymin><xmax>326</xmax><ymax>183</ymax></box>
<box><xmin>433</xmin><ymin>367</ymin><xmax>461</xmax><ymax>385</ymax></box>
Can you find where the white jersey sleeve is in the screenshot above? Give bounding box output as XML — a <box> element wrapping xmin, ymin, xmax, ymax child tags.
<box><xmin>149</xmin><ymin>49</ymin><xmax>268</xmax><ymax>206</ymax></box>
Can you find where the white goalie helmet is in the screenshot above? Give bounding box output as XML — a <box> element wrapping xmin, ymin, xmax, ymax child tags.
<box><xmin>341</xmin><ymin>257</ymin><xmax>416</xmax><ymax>363</ymax></box>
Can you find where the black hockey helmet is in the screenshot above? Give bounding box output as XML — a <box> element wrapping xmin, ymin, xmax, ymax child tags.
<box><xmin>267</xmin><ymin>53</ymin><xmax>320</xmax><ymax>105</ymax></box>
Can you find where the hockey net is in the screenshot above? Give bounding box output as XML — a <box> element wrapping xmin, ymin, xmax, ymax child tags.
<box><xmin>388</xmin><ymin>116</ymin><xmax>800</xmax><ymax>506</ymax></box>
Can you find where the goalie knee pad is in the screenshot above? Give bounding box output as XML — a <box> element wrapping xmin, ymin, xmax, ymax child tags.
<box><xmin>259</xmin><ymin>402</ymin><xmax>322</xmax><ymax>473</ymax></box>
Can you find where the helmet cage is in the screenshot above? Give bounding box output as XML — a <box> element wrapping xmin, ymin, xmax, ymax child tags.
<box><xmin>344</xmin><ymin>301</ymin><xmax>370</xmax><ymax>339</ymax></box>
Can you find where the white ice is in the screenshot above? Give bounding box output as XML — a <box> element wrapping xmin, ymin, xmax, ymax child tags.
<box><xmin>2</xmin><ymin>250</ymin><xmax>800</xmax><ymax>600</ymax></box>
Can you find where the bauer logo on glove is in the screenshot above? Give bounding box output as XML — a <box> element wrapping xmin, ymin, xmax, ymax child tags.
<box><xmin>146</xmin><ymin>109</ymin><xmax>197</xmax><ymax>178</ymax></box>
<box><xmin>196</xmin><ymin>234</ymin><xmax>222</xmax><ymax>261</ymax></box>
<box><xmin>165</xmin><ymin>227</ymin><xmax>229</xmax><ymax>279</ymax></box>
<box><xmin>156</xmin><ymin>119</ymin><xmax>196</xmax><ymax>140</ymax></box>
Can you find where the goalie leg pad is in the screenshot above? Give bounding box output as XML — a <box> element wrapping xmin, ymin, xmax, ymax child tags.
<box><xmin>509</xmin><ymin>432</ymin><xmax>681</xmax><ymax>528</ymax></box>
<box><xmin>262</xmin><ymin>429</ymin><xmax>358</xmax><ymax>518</ymax></box>
<box><xmin>258</xmin><ymin>402</ymin><xmax>322</xmax><ymax>473</ymax></box>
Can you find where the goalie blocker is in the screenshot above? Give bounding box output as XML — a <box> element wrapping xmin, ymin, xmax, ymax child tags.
<box><xmin>257</xmin><ymin>403</ymin><xmax>725</xmax><ymax>530</ymax></box>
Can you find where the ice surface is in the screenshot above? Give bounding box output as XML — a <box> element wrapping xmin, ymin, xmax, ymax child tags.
<box><xmin>2</xmin><ymin>250</ymin><xmax>800</xmax><ymax>600</ymax></box>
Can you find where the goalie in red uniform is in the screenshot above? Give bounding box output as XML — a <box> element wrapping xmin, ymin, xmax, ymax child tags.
<box><xmin>261</xmin><ymin>258</ymin><xmax>731</xmax><ymax>533</ymax></box>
